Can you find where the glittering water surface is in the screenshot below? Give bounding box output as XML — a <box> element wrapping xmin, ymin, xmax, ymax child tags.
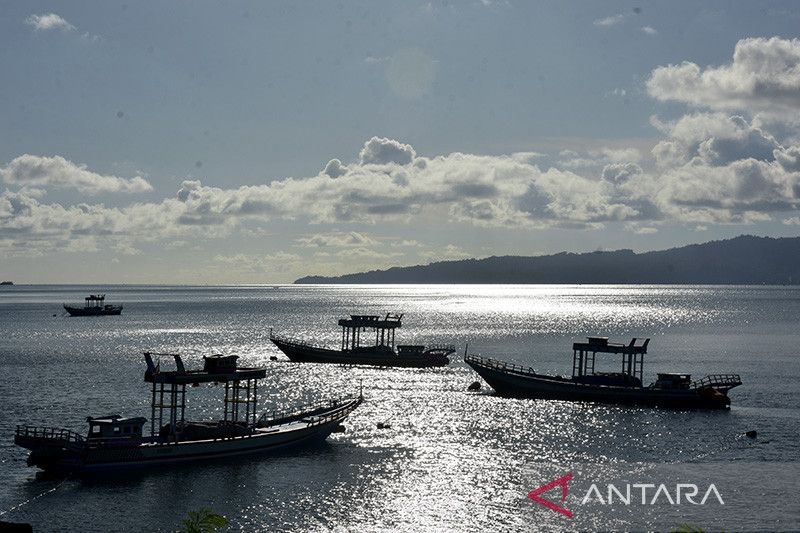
<box><xmin>1</xmin><ymin>285</ymin><xmax>799</xmax><ymax>531</ymax></box>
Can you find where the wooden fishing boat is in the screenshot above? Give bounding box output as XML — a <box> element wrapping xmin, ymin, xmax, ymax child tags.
<box><xmin>270</xmin><ymin>313</ymin><xmax>455</xmax><ymax>368</ymax></box>
<box><xmin>465</xmin><ymin>337</ymin><xmax>741</xmax><ymax>409</ymax></box>
<box><xmin>14</xmin><ymin>353</ymin><xmax>361</xmax><ymax>475</ymax></box>
<box><xmin>63</xmin><ymin>294</ymin><xmax>122</xmax><ymax>316</ymax></box>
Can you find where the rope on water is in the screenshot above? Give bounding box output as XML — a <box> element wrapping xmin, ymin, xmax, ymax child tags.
<box><xmin>0</xmin><ymin>475</ymin><xmax>71</xmax><ymax>517</ymax></box>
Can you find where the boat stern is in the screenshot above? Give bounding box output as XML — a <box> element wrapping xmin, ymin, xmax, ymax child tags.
<box><xmin>14</xmin><ymin>426</ymin><xmax>86</xmax><ymax>472</ymax></box>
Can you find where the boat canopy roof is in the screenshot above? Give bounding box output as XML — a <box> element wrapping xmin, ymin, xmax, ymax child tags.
<box><xmin>572</xmin><ymin>337</ymin><xmax>649</xmax><ymax>354</ymax></box>
<box><xmin>87</xmin><ymin>415</ymin><xmax>146</xmax><ymax>426</ymax></box>
<box><xmin>143</xmin><ymin>352</ymin><xmax>266</xmax><ymax>384</ymax></box>
<box><xmin>338</xmin><ymin>313</ymin><xmax>403</xmax><ymax>329</ymax></box>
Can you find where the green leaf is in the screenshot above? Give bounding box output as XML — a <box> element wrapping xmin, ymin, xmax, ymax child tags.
<box><xmin>177</xmin><ymin>508</ymin><xmax>228</xmax><ymax>533</ymax></box>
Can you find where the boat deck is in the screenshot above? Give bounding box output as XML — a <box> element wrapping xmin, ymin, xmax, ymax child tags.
<box><xmin>15</xmin><ymin>397</ymin><xmax>361</xmax><ymax>451</ymax></box>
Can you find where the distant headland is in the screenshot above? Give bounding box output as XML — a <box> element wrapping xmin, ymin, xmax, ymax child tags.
<box><xmin>295</xmin><ymin>235</ymin><xmax>800</xmax><ymax>285</ymax></box>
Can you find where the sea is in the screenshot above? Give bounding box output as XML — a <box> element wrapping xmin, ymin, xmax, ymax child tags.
<box><xmin>0</xmin><ymin>285</ymin><xmax>798</xmax><ymax>532</ymax></box>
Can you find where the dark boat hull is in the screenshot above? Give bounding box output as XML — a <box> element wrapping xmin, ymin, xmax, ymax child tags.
<box><xmin>466</xmin><ymin>357</ymin><xmax>731</xmax><ymax>409</ymax></box>
<box><xmin>16</xmin><ymin>398</ymin><xmax>361</xmax><ymax>475</ymax></box>
<box><xmin>64</xmin><ymin>305</ymin><xmax>122</xmax><ymax>316</ymax></box>
<box><xmin>271</xmin><ymin>337</ymin><xmax>449</xmax><ymax>368</ymax></box>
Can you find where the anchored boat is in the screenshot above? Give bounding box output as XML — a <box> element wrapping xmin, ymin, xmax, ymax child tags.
<box><xmin>14</xmin><ymin>353</ymin><xmax>361</xmax><ymax>475</ymax></box>
<box><xmin>270</xmin><ymin>313</ymin><xmax>456</xmax><ymax>367</ymax></box>
<box><xmin>465</xmin><ymin>337</ymin><xmax>741</xmax><ymax>409</ymax></box>
<box><xmin>63</xmin><ymin>294</ymin><xmax>122</xmax><ymax>316</ymax></box>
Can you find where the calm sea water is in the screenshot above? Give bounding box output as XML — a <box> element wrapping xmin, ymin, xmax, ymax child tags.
<box><xmin>0</xmin><ymin>285</ymin><xmax>798</xmax><ymax>531</ymax></box>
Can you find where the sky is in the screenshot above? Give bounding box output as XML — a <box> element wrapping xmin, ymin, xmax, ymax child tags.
<box><xmin>2</xmin><ymin>1</ymin><xmax>800</xmax><ymax>283</ymax></box>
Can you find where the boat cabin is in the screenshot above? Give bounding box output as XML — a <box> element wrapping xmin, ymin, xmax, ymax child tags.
<box><xmin>203</xmin><ymin>354</ymin><xmax>238</xmax><ymax>373</ymax></box>
<box><xmin>572</xmin><ymin>337</ymin><xmax>650</xmax><ymax>388</ymax></box>
<box><xmin>84</xmin><ymin>294</ymin><xmax>107</xmax><ymax>308</ymax></box>
<box><xmin>87</xmin><ymin>415</ymin><xmax>146</xmax><ymax>440</ymax></box>
<box><xmin>654</xmin><ymin>373</ymin><xmax>691</xmax><ymax>390</ymax></box>
<box><xmin>338</xmin><ymin>313</ymin><xmax>403</xmax><ymax>352</ymax></box>
<box><xmin>397</xmin><ymin>345</ymin><xmax>425</xmax><ymax>356</ymax></box>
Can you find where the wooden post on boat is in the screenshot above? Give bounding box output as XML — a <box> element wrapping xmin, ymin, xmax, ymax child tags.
<box><xmin>142</xmin><ymin>352</ymin><xmax>266</xmax><ymax>443</ymax></box>
<box><xmin>337</xmin><ymin>313</ymin><xmax>403</xmax><ymax>353</ymax></box>
<box><xmin>571</xmin><ymin>337</ymin><xmax>649</xmax><ymax>386</ymax></box>
<box><xmin>151</xmin><ymin>380</ymin><xmax>156</xmax><ymax>437</ymax></box>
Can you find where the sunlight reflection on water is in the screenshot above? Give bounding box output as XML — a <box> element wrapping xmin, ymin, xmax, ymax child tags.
<box><xmin>0</xmin><ymin>285</ymin><xmax>798</xmax><ymax>531</ymax></box>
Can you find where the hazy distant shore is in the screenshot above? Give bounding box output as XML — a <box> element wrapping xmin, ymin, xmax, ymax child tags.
<box><xmin>296</xmin><ymin>235</ymin><xmax>800</xmax><ymax>285</ymax></box>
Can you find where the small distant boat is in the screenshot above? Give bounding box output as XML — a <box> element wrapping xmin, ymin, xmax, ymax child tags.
<box><xmin>0</xmin><ymin>281</ymin><xmax>13</xmax><ymax>285</ymax></box>
<box><xmin>14</xmin><ymin>353</ymin><xmax>361</xmax><ymax>475</ymax></box>
<box><xmin>63</xmin><ymin>294</ymin><xmax>122</xmax><ymax>316</ymax></box>
<box><xmin>270</xmin><ymin>313</ymin><xmax>456</xmax><ymax>367</ymax></box>
<box><xmin>466</xmin><ymin>337</ymin><xmax>742</xmax><ymax>409</ymax></box>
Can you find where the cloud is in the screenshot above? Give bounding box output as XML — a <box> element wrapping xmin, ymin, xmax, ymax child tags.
<box><xmin>295</xmin><ymin>231</ymin><xmax>377</xmax><ymax>248</ymax></box>
<box><xmin>651</xmin><ymin>113</ymin><xmax>779</xmax><ymax>167</ymax></box>
<box><xmin>177</xmin><ymin>179</ymin><xmax>201</xmax><ymax>201</ymax></box>
<box><xmin>593</xmin><ymin>14</ymin><xmax>626</xmax><ymax>27</ymax></box>
<box><xmin>25</xmin><ymin>13</ymin><xmax>100</xmax><ymax>42</ymax></box>
<box><xmin>646</xmin><ymin>157</ymin><xmax>799</xmax><ymax>223</ymax></box>
<box><xmin>647</xmin><ymin>37</ymin><xmax>800</xmax><ymax>116</ymax></box>
<box><xmin>556</xmin><ymin>147</ymin><xmax>642</xmax><ymax>169</ymax></box>
<box><xmin>1</xmin><ymin>139</ymin><xmax>648</xmax><ymax>257</ymax></box>
<box><xmin>640</xmin><ymin>26</ymin><xmax>657</xmax><ymax>35</ymax></box>
<box><xmin>2</xmin><ymin>131</ymin><xmax>799</xmax><ymax>257</ymax></box>
<box><xmin>420</xmin><ymin>244</ymin><xmax>470</xmax><ymax>262</ymax></box>
<box><xmin>0</xmin><ymin>187</ymin><xmax>192</xmax><ymax>256</ymax></box>
<box><xmin>113</xmin><ymin>241</ymin><xmax>141</xmax><ymax>256</ymax></box>
<box><xmin>601</xmin><ymin>163</ymin><xmax>643</xmax><ymax>184</ymax></box>
<box><xmin>322</xmin><ymin>158</ymin><xmax>348</xmax><ymax>179</ymax></box>
<box><xmin>627</xmin><ymin>224</ymin><xmax>658</xmax><ymax>234</ymax></box>
<box><xmin>4</xmin><ymin>123</ymin><xmax>800</xmax><ymax>258</ymax></box>
<box><xmin>212</xmin><ymin>252</ymin><xmax>302</xmax><ymax>274</ymax></box>
<box><xmin>1</xmin><ymin>155</ymin><xmax>153</xmax><ymax>195</ymax></box>
<box><xmin>7</xmin><ymin>34</ymin><xmax>800</xmax><ymax>259</ymax></box>
<box><xmin>25</xmin><ymin>13</ymin><xmax>75</xmax><ymax>32</ymax></box>
<box><xmin>774</xmin><ymin>145</ymin><xmax>800</xmax><ymax>171</ymax></box>
<box><xmin>624</xmin><ymin>113</ymin><xmax>800</xmax><ymax>224</ymax></box>
<box><xmin>359</xmin><ymin>137</ymin><xmax>416</xmax><ymax>165</ymax></box>
<box><xmin>324</xmin><ymin>247</ymin><xmax>404</xmax><ymax>260</ymax></box>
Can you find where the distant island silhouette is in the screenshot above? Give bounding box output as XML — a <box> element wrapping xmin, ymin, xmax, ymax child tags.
<box><xmin>295</xmin><ymin>235</ymin><xmax>800</xmax><ymax>284</ymax></box>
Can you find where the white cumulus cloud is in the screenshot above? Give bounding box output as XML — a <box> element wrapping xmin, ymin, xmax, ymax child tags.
<box><xmin>647</xmin><ymin>37</ymin><xmax>800</xmax><ymax>116</ymax></box>
<box><xmin>322</xmin><ymin>159</ymin><xmax>348</xmax><ymax>179</ymax></box>
<box><xmin>1</xmin><ymin>155</ymin><xmax>153</xmax><ymax>195</ymax></box>
<box><xmin>5</xmin><ymin>37</ymin><xmax>800</xmax><ymax>259</ymax></box>
<box><xmin>359</xmin><ymin>137</ymin><xmax>416</xmax><ymax>165</ymax></box>
<box><xmin>25</xmin><ymin>13</ymin><xmax>75</xmax><ymax>32</ymax></box>
<box><xmin>295</xmin><ymin>231</ymin><xmax>377</xmax><ymax>248</ymax></box>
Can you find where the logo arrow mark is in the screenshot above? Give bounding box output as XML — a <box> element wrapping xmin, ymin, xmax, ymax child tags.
<box><xmin>528</xmin><ymin>472</ymin><xmax>574</xmax><ymax>518</ymax></box>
